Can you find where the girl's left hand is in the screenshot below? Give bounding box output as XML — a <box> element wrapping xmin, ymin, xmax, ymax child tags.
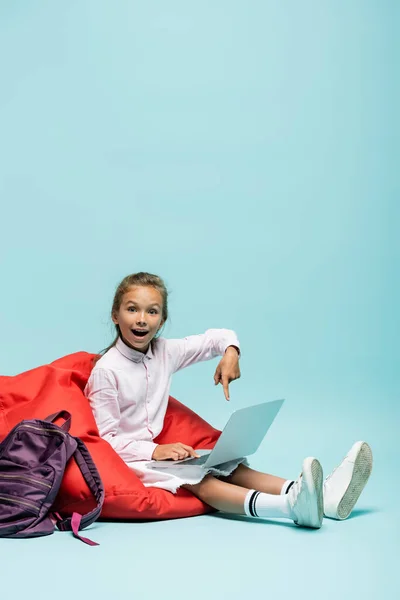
<box><xmin>214</xmin><ymin>346</ymin><xmax>241</xmax><ymax>401</ymax></box>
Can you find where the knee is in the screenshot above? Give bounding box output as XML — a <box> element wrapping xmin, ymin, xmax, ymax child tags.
<box><xmin>183</xmin><ymin>475</ymin><xmax>216</xmax><ymax>500</ymax></box>
<box><xmin>219</xmin><ymin>463</ymin><xmax>247</xmax><ymax>483</ymax></box>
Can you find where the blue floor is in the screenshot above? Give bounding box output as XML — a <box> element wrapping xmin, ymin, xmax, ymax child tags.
<box><xmin>1</xmin><ymin>388</ymin><xmax>397</xmax><ymax>600</ymax></box>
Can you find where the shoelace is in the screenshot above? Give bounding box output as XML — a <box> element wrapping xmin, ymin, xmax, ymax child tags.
<box><xmin>287</xmin><ymin>472</ymin><xmax>303</xmax><ymax>522</ymax></box>
<box><xmin>288</xmin><ymin>472</ymin><xmax>303</xmax><ymax>500</ymax></box>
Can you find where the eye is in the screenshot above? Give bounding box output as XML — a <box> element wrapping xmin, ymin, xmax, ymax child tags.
<box><xmin>149</xmin><ymin>309</ymin><xmax>158</xmax><ymax>315</ymax></box>
<box><xmin>127</xmin><ymin>306</ymin><xmax>136</xmax><ymax>312</ymax></box>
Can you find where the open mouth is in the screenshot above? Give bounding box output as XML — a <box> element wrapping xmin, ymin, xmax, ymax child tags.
<box><xmin>131</xmin><ymin>329</ymin><xmax>149</xmax><ymax>338</ymax></box>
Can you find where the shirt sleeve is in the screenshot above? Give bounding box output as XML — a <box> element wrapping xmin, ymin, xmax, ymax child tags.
<box><xmin>166</xmin><ymin>328</ymin><xmax>240</xmax><ymax>374</ymax></box>
<box><xmin>84</xmin><ymin>368</ymin><xmax>157</xmax><ymax>462</ymax></box>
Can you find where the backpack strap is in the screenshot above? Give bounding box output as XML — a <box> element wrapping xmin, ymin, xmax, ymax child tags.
<box><xmin>45</xmin><ymin>411</ymin><xmax>72</xmax><ymax>433</ymax></box>
<box><xmin>56</xmin><ymin>438</ymin><xmax>105</xmax><ymax>546</ymax></box>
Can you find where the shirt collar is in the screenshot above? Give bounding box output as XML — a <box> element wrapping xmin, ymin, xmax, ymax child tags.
<box><xmin>116</xmin><ymin>336</ymin><xmax>154</xmax><ymax>363</ymax></box>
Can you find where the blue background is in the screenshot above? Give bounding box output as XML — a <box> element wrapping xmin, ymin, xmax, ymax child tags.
<box><xmin>0</xmin><ymin>2</ymin><xmax>398</xmax><ymax>599</ymax></box>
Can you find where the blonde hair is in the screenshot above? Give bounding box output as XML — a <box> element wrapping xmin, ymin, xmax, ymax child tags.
<box><xmin>94</xmin><ymin>272</ymin><xmax>168</xmax><ymax>363</ymax></box>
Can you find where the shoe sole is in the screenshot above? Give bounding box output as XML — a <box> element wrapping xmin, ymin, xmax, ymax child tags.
<box><xmin>299</xmin><ymin>457</ymin><xmax>324</xmax><ymax>529</ymax></box>
<box><xmin>336</xmin><ymin>442</ymin><xmax>373</xmax><ymax>520</ymax></box>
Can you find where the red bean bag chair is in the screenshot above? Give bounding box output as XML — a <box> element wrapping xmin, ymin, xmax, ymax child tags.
<box><xmin>0</xmin><ymin>352</ymin><xmax>221</xmax><ymax>520</ymax></box>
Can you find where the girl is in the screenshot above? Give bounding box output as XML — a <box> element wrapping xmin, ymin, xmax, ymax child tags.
<box><xmin>84</xmin><ymin>272</ymin><xmax>372</xmax><ymax>529</ymax></box>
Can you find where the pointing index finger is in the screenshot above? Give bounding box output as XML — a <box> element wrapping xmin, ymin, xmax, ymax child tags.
<box><xmin>222</xmin><ymin>377</ymin><xmax>230</xmax><ymax>401</ymax></box>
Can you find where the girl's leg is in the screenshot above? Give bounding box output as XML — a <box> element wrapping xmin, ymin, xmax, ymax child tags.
<box><xmin>220</xmin><ymin>464</ymin><xmax>288</xmax><ymax>495</ymax></box>
<box><xmin>183</xmin><ymin>475</ymin><xmax>248</xmax><ymax>514</ymax></box>
<box><xmin>183</xmin><ymin>458</ymin><xmax>324</xmax><ymax>529</ymax></box>
<box><xmin>183</xmin><ymin>475</ymin><xmax>290</xmax><ymax>518</ymax></box>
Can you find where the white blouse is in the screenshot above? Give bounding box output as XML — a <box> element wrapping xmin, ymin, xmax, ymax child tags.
<box><xmin>84</xmin><ymin>329</ymin><xmax>240</xmax><ymax>463</ymax></box>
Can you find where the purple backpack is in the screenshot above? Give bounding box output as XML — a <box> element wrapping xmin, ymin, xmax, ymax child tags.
<box><xmin>0</xmin><ymin>410</ymin><xmax>104</xmax><ymax>546</ymax></box>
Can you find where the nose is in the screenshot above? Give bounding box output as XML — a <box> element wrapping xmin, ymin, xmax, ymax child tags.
<box><xmin>135</xmin><ymin>312</ymin><xmax>147</xmax><ymax>326</ymax></box>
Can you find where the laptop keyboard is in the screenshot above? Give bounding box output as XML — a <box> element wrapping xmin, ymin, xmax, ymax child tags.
<box><xmin>180</xmin><ymin>454</ymin><xmax>209</xmax><ymax>466</ymax></box>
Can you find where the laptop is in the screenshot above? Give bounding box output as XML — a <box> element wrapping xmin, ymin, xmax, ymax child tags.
<box><xmin>150</xmin><ymin>399</ymin><xmax>284</xmax><ymax>469</ymax></box>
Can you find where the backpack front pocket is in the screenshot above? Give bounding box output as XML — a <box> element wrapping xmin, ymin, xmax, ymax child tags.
<box><xmin>0</xmin><ymin>474</ymin><xmax>50</xmax><ymax>507</ymax></box>
<box><xmin>0</xmin><ymin>493</ymin><xmax>40</xmax><ymax>525</ymax></box>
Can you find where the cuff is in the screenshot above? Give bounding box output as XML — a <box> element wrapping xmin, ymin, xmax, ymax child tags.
<box><xmin>225</xmin><ymin>344</ymin><xmax>240</xmax><ymax>357</ymax></box>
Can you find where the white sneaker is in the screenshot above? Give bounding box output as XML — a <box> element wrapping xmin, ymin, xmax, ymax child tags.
<box><xmin>323</xmin><ymin>441</ymin><xmax>373</xmax><ymax>520</ymax></box>
<box><xmin>287</xmin><ymin>457</ymin><xmax>324</xmax><ymax>529</ymax></box>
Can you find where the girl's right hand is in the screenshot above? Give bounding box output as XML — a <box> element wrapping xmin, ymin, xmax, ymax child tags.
<box><xmin>152</xmin><ymin>443</ymin><xmax>200</xmax><ymax>461</ymax></box>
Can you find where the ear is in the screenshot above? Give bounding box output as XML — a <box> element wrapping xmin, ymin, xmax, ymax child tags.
<box><xmin>112</xmin><ymin>313</ymin><xmax>119</xmax><ymax>325</ymax></box>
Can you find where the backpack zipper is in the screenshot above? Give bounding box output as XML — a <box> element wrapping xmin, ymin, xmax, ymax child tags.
<box><xmin>0</xmin><ymin>494</ymin><xmax>39</xmax><ymax>513</ymax></box>
<box><xmin>0</xmin><ymin>473</ymin><xmax>51</xmax><ymax>489</ymax></box>
<box><xmin>21</xmin><ymin>424</ymin><xmax>67</xmax><ymax>437</ymax></box>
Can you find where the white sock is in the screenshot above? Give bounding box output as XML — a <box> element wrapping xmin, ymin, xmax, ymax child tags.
<box><xmin>244</xmin><ymin>489</ymin><xmax>293</xmax><ymax>520</ymax></box>
<box><xmin>281</xmin><ymin>479</ymin><xmax>295</xmax><ymax>495</ymax></box>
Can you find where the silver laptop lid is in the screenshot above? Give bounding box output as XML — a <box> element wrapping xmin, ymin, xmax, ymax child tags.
<box><xmin>204</xmin><ymin>399</ymin><xmax>284</xmax><ymax>468</ymax></box>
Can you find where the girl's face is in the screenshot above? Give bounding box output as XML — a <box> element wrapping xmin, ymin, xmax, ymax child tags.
<box><xmin>112</xmin><ymin>286</ymin><xmax>164</xmax><ymax>353</ymax></box>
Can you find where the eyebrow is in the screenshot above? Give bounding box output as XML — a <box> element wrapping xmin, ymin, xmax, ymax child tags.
<box><xmin>125</xmin><ymin>300</ymin><xmax>161</xmax><ymax>308</ymax></box>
